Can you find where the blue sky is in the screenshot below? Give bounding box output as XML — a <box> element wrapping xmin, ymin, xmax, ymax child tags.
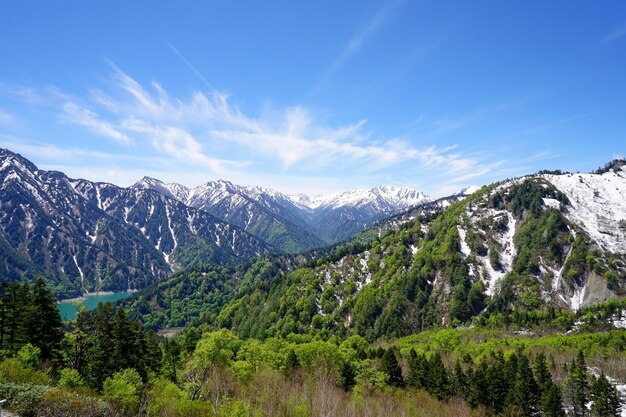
<box><xmin>0</xmin><ymin>1</ymin><xmax>625</xmax><ymax>196</ymax></box>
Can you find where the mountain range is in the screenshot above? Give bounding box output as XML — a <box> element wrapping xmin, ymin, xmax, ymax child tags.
<box><xmin>132</xmin><ymin>177</ymin><xmax>430</xmax><ymax>248</ymax></box>
<box><xmin>0</xmin><ymin>149</ymin><xmax>435</xmax><ymax>297</ymax></box>
<box><xmin>124</xmin><ymin>161</ymin><xmax>626</xmax><ymax>335</ymax></box>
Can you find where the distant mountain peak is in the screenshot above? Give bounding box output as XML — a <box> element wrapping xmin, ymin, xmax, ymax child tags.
<box><xmin>457</xmin><ymin>185</ymin><xmax>481</xmax><ymax>196</ymax></box>
<box><xmin>291</xmin><ymin>184</ymin><xmax>430</xmax><ymax>211</ymax></box>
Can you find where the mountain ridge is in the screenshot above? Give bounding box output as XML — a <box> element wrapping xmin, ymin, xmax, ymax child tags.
<box><xmin>132</xmin><ymin>176</ymin><xmax>434</xmax><ymax>247</ymax></box>
<box><xmin>0</xmin><ymin>149</ymin><xmax>272</xmax><ymax>297</ymax></box>
<box><xmin>124</xmin><ymin>163</ymin><xmax>626</xmax><ymax>338</ymax></box>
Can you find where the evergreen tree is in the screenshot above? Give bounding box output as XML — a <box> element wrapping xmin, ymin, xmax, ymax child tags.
<box><xmin>111</xmin><ymin>308</ymin><xmax>138</xmax><ymax>372</ymax></box>
<box><xmin>24</xmin><ymin>278</ymin><xmax>63</xmax><ymax>360</ymax></box>
<box><xmin>163</xmin><ymin>337</ymin><xmax>182</xmax><ymax>382</ymax></box>
<box><xmin>407</xmin><ymin>348</ymin><xmax>428</xmax><ymax>389</ymax></box>
<box><xmin>284</xmin><ymin>348</ymin><xmax>300</xmax><ymax>374</ymax></box>
<box><xmin>339</xmin><ymin>359</ymin><xmax>356</xmax><ymax>391</ymax></box>
<box><xmin>88</xmin><ymin>302</ymin><xmax>116</xmax><ymax>388</ymax></box>
<box><xmin>540</xmin><ymin>383</ymin><xmax>566</xmax><ymax>417</ymax></box>
<box><xmin>142</xmin><ymin>329</ymin><xmax>163</xmax><ymax>375</ymax></box>
<box><xmin>183</xmin><ymin>328</ymin><xmax>200</xmax><ymax>355</ymax></box>
<box><xmin>487</xmin><ymin>357</ymin><xmax>510</xmax><ymax>413</ymax></box>
<box><xmin>591</xmin><ymin>373</ymin><xmax>622</xmax><ymax>417</ymax></box>
<box><xmin>465</xmin><ymin>363</ymin><xmax>486</xmax><ymax>408</ymax></box>
<box><xmin>571</xmin><ymin>350</ymin><xmax>590</xmax><ymax>417</ymax></box>
<box><xmin>450</xmin><ymin>360</ymin><xmax>467</xmax><ymax>397</ymax></box>
<box><xmin>534</xmin><ymin>352</ymin><xmax>552</xmax><ymax>394</ymax></box>
<box><xmin>2</xmin><ymin>283</ymin><xmax>30</xmax><ymax>351</ymax></box>
<box><xmin>506</xmin><ymin>354</ymin><xmax>539</xmax><ymax>417</ymax></box>
<box><xmin>381</xmin><ymin>348</ymin><xmax>404</xmax><ymax>388</ymax></box>
<box><xmin>427</xmin><ymin>352</ymin><xmax>449</xmax><ymax>399</ymax></box>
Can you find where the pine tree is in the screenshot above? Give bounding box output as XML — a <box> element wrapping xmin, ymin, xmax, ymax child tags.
<box><xmin>534</xmin><ymin>352</ymin><xmax>552</xmax><ymax>394</ymax></box>
<box><xmin>591</xmin><ymin>373</ymin><xmax>622</xmax><ymax>417</ymax></box>
<box><xmin>339</xmin><ymin>359</ymin><xmax>356</xmax><ymax>391</ymax></box>
<box><xmin>88</xmin><ymin>302</ymin><xmax>116</xmax><ymax>388</ymax></box>
<box><xmin>427</xmin><ymin>352</ymin><xmax>449</xmax><ymax>400</ymax></box>
<box><xmin>111</xmin><ymin>308</ymin><xmax>138</xmax><ymax>372</ymax></box>
<box><xmin>450</xmin><ymin>360</ymin><xmax>467</xmax><ymax>397</ymax></box>
<box><xmin>540</xmin><ymin>382</ymin><xmax>566</xmax><ymax>417</ymax></box>
<box><xmin>571</xmin><ymin>350</ymin><xmax>590</xmax><ymax>417</ymax></box>
<box><xmin>24</xmin><ymin>278</ymin><xmax>63</xmax><ymax>360</ymax></box>
<box><xmin>183</xmin><ymin>328</ymin><xmax>200</xmax><ymax>355</ymax></box>
<box><xmin>163</xmin><ymin>338</ymin><xmax>182</xmax><ymax>382</ymax></box>
<box><xmin>487</xmin><ymin>358</ymin><xmax>510</xmax><ymax>413</ymax></box>
<box><xmin>381</xmin><ymin>348</ymin><xmax>404</xmax><ymax>388</ymax></box>
<box><xmin>284</xmin><ymin>348</ymin><xmax>300</xmax><ymax>374</ymax></box>
<box><xmin>142</xmin><ymin>329</ymin><xmax>163</xmax><ymax>375</ymax></box>
<box><xmin>408</xmin><ymin>348</ymin><xmax>428</xmax><ymax>389</ymax></box>
<box><xmin>506</xmin><ymin>354</ymin><xmax>539</xmax><ymax>417</ymax></box>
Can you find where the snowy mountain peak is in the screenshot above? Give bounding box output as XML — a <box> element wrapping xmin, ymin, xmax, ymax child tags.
<box><xmin>291</xmin><ymin>185</ymin><xmax>430</xmax><ymax>211</ymax></box>
<box><xmin>544</xmin><ymin>167</ymin><xmax>626</xmax><ymax>254</ymax></box>
<box><xmin>0</xmin><ymin>148</ymin><xmax>39</xmax><ymax>178</ymax></box>
<box><xmin>132</xmin><ymin>177</ymin><xmax>190</xmax><ymax>201</ymax></box>
<box><xmin>457</xmin><ymin>185</ymin><xmax>481</xmax><ymax>196</ymax></box>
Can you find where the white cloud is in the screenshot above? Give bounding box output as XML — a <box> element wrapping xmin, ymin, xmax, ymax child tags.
<box><xmin>3</xmin><ymin>65</ymin><xmax>502</xmax><ymax>196</ymax></box>
<box><xmin>602</xmin><ymin>21</ymin><xmax>626</xmax><ymax>45</ymax></box>
<box><xmin>0</xmin><ymin>110</ymin><xmax>13</xmax><ymax>124</ymax></box>
<box><xmin>314</xmin><ymin>0</ymin><xmax>405</xmax><ymax>91</ymax></box>
<box><xmin>61</xmin><ymin>101</ymin><xmax>131</xmax><ymax>145</ymax></box>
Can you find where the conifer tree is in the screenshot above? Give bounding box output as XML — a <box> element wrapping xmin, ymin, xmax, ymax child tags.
<box><xmin>284</xmin><ymin>348</ymin><xmax>300</xmax><ymax>374</ymax></box>
<box><xmin>339</xmin><ymin>359</ymin><xmax>356</xmax><ymax>391</ymax></box>
<box><xmin>506</xmin><ymin>354</ymin><xmax>539</xmax><ymax>417</ymax></box>
<box><xmin>534</xmin><ymin>352</ymin><xmax>552</xmax><ymax>394</ymax></box>
<box><xmin>571</xmin><ymin>350</ymin><xmax>590</xmax><ymax>417</ymax></box>
<box><xmin>381</xmin><ymin>348</ymin><xmax>404</xmax><ymax>388</ymax></box>
<box><xmin>450</xmin><ymin>360</ymin><xmax>467</xmax><ymax>397</ymax></box>
<box><xmin>540</xmin><ymin>382</ymin><xmax>566</xmax><ymax>417</ymax></box>
<box><xmin>408</xmin><ymin>348</ymin><xmax>428</xmax><ymax>389</ymax></box>
<box><xmin>591</xmin><ymin>373</ymin><xmax>622</xmax><ymax>417</ymax></box>
<box><xmin>183</xmin><ymin>328</ymin><xmax>200</xmax><ymax>355</ymax></box>
<box><xmin>24</xmin><ymin>277</ymin><xmax>63</xmax><ymax>360</ymax></box>
<box><xmin>427</xmin><ymin>352</ymin><xmax>449</xmax><ymax>399</ymax></box>
<box><xmin>163</xmin><ymin>337</ymin><xmax>182</xmax><ymax>382</ymax></box>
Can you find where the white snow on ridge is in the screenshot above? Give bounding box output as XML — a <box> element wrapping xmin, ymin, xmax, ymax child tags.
<box><xmin>457</xmin><ymin>226</ymin><xmax>472</xmax><ymax>257</ymax></box>
<box><xmin>542</xmin><ymin>198</ymin><xmax>560</xmax><ymax>209</ymax></box>
<box><xmin>545</xmin><ymin>168</ymin><xmax>626</xmax><ymax>254</ymax></box>
<box><xmin>475</xmin><ymin>210</ymin><xmax>517</xmax><ymax>296</ymax></box>
<box><xmin>289</xmin><ymin>185</ymin><xmax>430</xmax><ymax>211</ymax></box>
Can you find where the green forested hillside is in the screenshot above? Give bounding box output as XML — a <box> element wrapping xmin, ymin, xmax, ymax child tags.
<box><xmin>1</xmin><ymin>280</ymin><xmax>625</xmax><ymax>417</ymax></box>
<box><xmin>3</xmin><ymin>172</ymin><xmax>626</xmax><ymax>416</ymax></box>
<box><xmin>126</xmin><ymin>177</ymin><xmax>625</xmax><ymax>342</ymax></box>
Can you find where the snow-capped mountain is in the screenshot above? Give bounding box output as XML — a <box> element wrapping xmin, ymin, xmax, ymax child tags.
<box><xmin>135</xmin><ymin>179</ymin><xmax>432</xmax><ymax>246</ymax></box>
<box><xmin>133</xmin><ymin>178</ymin><xmax>325</xmax><ymax>253</ymax></box>
<box><xmin>456</xmin><ymin>185</ymin><xmax>481</xmax><ymax>196</ymax></box>
<box><xmin>0</xmin><ymin>149</ymin><xmax>271</xmax><ymax>297</ymax></box>
<box><xmin>452</xmin><ymin>164</ymin><xmax>626</xmax><ymax>310</ymax></box>
<box><xmin>293</xmin><ymin>185</ymin><xmax>431</xmax><ymax>243</ymax></box>
<box><xmin>295</xmin><ymin>185</ymin><xmax>429</xmax><ymax>211</ymax></box>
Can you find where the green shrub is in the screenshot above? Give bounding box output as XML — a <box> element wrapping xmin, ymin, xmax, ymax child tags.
<box><xmin>0</xmin><ymin>358</ymin><xmax>50</xmax><ymax>385</ymax></box>
<box><xmin>102</xmin><ymin>368</ymin><xmax>143</xmax><ymax>415</ymax></box>
<box><xmin>58</xmin><ymin>367</ymin><xmax>86</xmax><ymax>389</ymax></box>
<box><xmin>0</xmin><ymin>383</ymin><xmax>51</xmax><ymax>417</ymax></box>
<box><xmin>37</xmin><ymin>388</ymin><xmax>111</xmax><ymax>417</ymax></box>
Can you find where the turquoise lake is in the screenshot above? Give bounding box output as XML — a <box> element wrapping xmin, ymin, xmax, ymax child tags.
<box><xmin>57</xmin><ymin>291</ymin><xmax>135</xmax><ymax>321</ymax></box>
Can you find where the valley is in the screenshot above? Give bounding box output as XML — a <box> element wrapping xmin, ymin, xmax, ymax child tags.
<box><xmin>1</xmin><ymin>152</ymin><xmax>626</xmax><ymax>417</ymax></box>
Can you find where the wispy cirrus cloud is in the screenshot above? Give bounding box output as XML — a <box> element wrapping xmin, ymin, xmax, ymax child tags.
<box><xmin>2</xmin><ymin>64</ymin><xmax>502</xmax><ymax>195</ymax></box>
<box><xmin>314</xmin><ymin>0</ymin><xmax>405</xmax><ymax>92</ymax></box>
<box><xmin>0</xmin><ymin>110</ymin><xmax>13</xmax><ymax>124</ymax></box>
<box><xmin>61</xmin><ymin>101</ymin><xmax>131</xmax><ymax>145</ymax></box>
<box><xmin>601</xmin><ymin>21</ymin><xmax>626</xmax><ymax>45</ymax></box>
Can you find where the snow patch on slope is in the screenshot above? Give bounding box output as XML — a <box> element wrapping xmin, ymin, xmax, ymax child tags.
<box><xmin>545</xmin><ymin>168</ymin><xmax>626</xmax><ymax>253</ymax></box>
